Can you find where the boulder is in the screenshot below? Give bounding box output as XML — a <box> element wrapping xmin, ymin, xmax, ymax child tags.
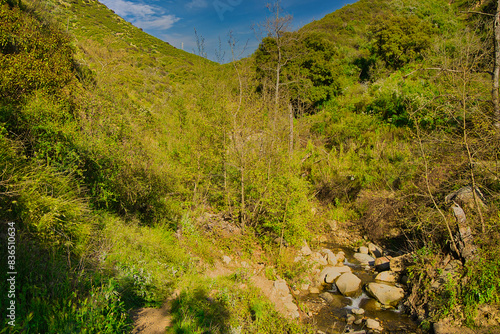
<box><xmin>327</xmin><ymin>252</ymin><xmax>344</xmax><ymax>266</ymax></box>
<box><xmin>366</xmin><ymin>318</ymin><xmax>382</xmax><ymax>330</ymax></box>
<box><xmin>375</xmin><ymin>271</ymin><xmax>398</xmax><ymax>283</ymax></box>
<box><xmin>283</xmin><ymin>301</ymin><xmax>300</xmax><ymax>319</ymax></box>
<box><xmin>368</xmin><ymin>242</ymin><xmax>383</xmax><ymax>258</ymax></box>
<box><xmin>359</xmin><ymin>246</ymin><xmax>369</xmax><ymax>254</ymax></box>
<box><xmin>390</xmin><ymin>253</ymin><xmax>413</xmax><ymax>272</ymax></box>
<box><xmin>374</xmin><ymin>256</ymin><xmax>391</xmax><ymax>271</ymax></box>
<box><xmin>336</xmin><ymin>273</ymin><xmax>361</xmax><ymax>296</ymax></box>
<box><xmin>319</xmin><ymin>292</ymin><xmax>334</xmax><ymax>303</ymax></box>
<box><xmin>445</xmin><ymin>185</ymin><xmax>486</xmax><ymax>209</ymax></box>
<box><xmin>351</xmin><ymin>308</ymin><xmax>365</xmax><ymax>315</ymax></box>
<box><xmin>321</xmin><ymin>249</ymin><xmax>339</xmax><ymax>265</ymax></box>
<box><xmin>366</xmin><ymin>283</ymin><xmax>404</xmax><ymax>307</ymax></box>
<box><xmin>336</xmin><ymin>251</ymin><xmax>346</xmax><ymax>264</ymax></box>
<box><xmin>311</xmin><ymin>252</ymin><xmax>328</xmax><ymax>266</ymax></box>
<box><xmin>273</xmin><ymin>279</ymin><xmax>289</xmax><ymax>295</ymax></box>
<box><xmin>319</xmin><ymin>266</ymin><xmax>351</xmax><ymax>284</ymax></box>
<box><xmin>300</xmin><ymin>241</ymin><xmax>312</xmax><ymax>256</ymax></box>
<box><xmin>354</xmin><ymin>253</ymin><xmax>375</xmax><ymax>265</ymax></box>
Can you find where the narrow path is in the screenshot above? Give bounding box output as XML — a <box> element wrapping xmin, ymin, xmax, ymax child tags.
<box><xmin>130</xmin><ymin>303</ymin><xmax>171</xmax><ymax>334</ymax></box>
<box><xmin>130</xmin><ymin>260</ymin><xmax>300</xmax><ymax>333</ymax></box>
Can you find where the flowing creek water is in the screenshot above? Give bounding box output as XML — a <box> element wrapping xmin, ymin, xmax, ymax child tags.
<box><xmin>300</xmin><ymin>244</ymin><xmax>423</xmax><ymax>334</ymax></box>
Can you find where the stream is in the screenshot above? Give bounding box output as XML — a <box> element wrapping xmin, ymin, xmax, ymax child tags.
<box><xmin>300</xmin><ymin>244</ymin><xmax>423</xmax><ymax>334</ymax></box>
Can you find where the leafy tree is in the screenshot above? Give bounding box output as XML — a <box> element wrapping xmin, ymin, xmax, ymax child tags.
<box><xmin>370</xmin><ymin>15</ymin><xmax>435</xmax><ymax>69</ymax></box>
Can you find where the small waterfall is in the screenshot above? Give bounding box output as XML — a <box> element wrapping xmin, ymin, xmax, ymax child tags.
<box><xmin>300</xmin><ymin>243</ymin><xmax>421</xmax><ymax>333</ymax></box>
<box><xmin>344</xmin><ymin>292</ymin><xmax>369</xmax><ymax>310</ymax></box>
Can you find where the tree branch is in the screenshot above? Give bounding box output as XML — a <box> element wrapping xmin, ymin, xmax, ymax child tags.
<box><xmin>461</xmin><ymin>10</ymin><xmax>495</xmax><ymax>17</ymax></box>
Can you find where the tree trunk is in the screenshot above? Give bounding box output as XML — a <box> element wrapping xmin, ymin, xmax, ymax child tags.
<box><xmin>288</xmin><ymin>103</ymin><xmax>293</xmax><ymax>158</ymax></box>
<box><xmin>494</xmin><ymin>0</ymin><xmax>500</xmax><ymax>126</ymax></box>
<box><xmin>240</xmin><ymin>161</ymin><xmax>245</xmax><ymax>230</ymax></box>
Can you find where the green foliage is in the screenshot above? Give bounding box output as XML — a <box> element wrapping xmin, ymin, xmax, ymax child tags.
<box><xmin>255</xmin><ymin>32</ymin><xmax>342</xmax><ymax>113</ymax></box>
<box><xmin>433</xmin><ymin>247</ymin><xmax>500</xmax><ymax>326</ymax></box>
<box><xmin>0</xmin><ymin>2</ymin><xmax>75</xmax><ymax>102</ymax></box>
<box><xmin>169</xmin><ymin>286</ymin><xmax>231</xmax><ymax>334</ymax></box>
<box><xmin>0</xmin><ymin>230</ymin><xmax>131</xmax><ymax>333</ymax></box>
<box><xmin>461</xmin><ymin>250</ymin><xmax>500</xmax><ymax>325</ymax></box>
<box><xmin>101</xmin><ymin>217</ymin><xmax>193</xmax><ymax>307</ymax></box>
<box><xmin>257</xmin><ymin>174</ymin><xmax>312</xmax><ymax>245</ymax></box>
<box><xmin>168</xmin><ymin>277</ymin><xmax>312</xmax><ymax>334</ymax></box>
<box><xmin>370</xmin><ymin>15</ymin><xmax>435</xmax><ymax>69</ymax></box>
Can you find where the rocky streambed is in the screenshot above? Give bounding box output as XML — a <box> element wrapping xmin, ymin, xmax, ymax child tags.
<box><xmin>294</xmin><ymin>242</ymin><xmax>422</xmax><ymax>334</ymax></box>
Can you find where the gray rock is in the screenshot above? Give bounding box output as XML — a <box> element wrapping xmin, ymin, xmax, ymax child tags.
<box><xmin>354</xmin><ymin>253</ymin><xmax>375</xmax><ymax>265</ymax></box>
<box><xmin>352</xmin><ymin>308</ymin><xmax>365</xmax><ymax>315</ymax></box>
<box><xmin>368</xmin><ymin>242</ymin><xmax>383</xmax><ymax>258</ymax></box>
<box><xmin>328</xmin><ymin>252</ymin><xmax>343</xmax><ymax>266</ymax></box>
<box><xmin>327</xmin><ymin>219</ymin><xmax>338</xmax><ymax>231</ymax></box>
<box><xmin>273</xmin><ymin>279</ymin><xmax>289</xmax><ymax>295</ymax></box>
<box><xmin>319</xmin><ymin>266</ymin><xmax>351</xmax><ymax>284</ymax></box>
<box><xmin>319</xmin><ymin>292</ymin><xmax>334</xmax><ymax>303</ymax></box>
<box><xmin>300</xmin><ymin>241</ymin><xmax>312</xmax><ymax>256</ymax></box>
<box><xmin>336</xmin><ymin>251</ymin><xmax>346</xmax><ymax>264</ymax></box>
<box><xmin>359</xmin><ymin>246</ymin><xmax>369</xmax><ymax>254</ymax></box>
<box><xmin>311</xmin><ymin>252</ymin><xmax>328</xmax><ymax>266</ymax></box>
<box><xmin>366</xmin><ymin>283</ymin><xmax>404</xmax><ymax>307</ymax></box>
<box><xmin>445</xmin><ymin>185</ymin><xmax>486</xmax><ymax>209</ymax></box>
<box><xmin>375</xmin><ymin>271</ymin><xmax>398</xmax><ymax>283</ymax></box>
<box><xmin>366</xmin><ymin>318</ymin><xmax>381</xmax><ymax>330</ymax></box>
<box><xmin>336</xmin><ymin>273</ymin><xmax>361</xmax><ymax>296</ymax></box>
<box><xmin>374</xmin><ymin>256</ymin><xmax>391</xmax><ymax>271</ymax></box>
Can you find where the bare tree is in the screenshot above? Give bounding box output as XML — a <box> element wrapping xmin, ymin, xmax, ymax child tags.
<box><xmin>494</xmin><ymin>0</ymin><xmax>500</xmax><ymax>126</ymax></box>
<box><xmin>255</xmin><ymin>0</ymin><xmax>303</xmax><ymax>158</ymax></box>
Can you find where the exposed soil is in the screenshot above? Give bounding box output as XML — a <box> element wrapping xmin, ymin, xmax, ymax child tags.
<box><xmin>129</xmin><ymin>302</ymin><xmax>172</xmax><ymax>334</ymax></box>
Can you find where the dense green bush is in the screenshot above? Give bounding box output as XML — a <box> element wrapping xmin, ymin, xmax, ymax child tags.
<box><xmin>369</xmin><ymin>15</ymin><xmax>435</xmax><ymax>70</ymax></box>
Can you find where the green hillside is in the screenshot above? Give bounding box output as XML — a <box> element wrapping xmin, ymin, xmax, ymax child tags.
<box><xmin>1</xmin><ymin>0</ymin><xmax>499</xmax><ymax>332</ymax></box>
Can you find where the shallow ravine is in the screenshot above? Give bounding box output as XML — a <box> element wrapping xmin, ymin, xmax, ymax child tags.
<box><xmin>299</xmin><ymin>245</ymin><xmax>422</xmax><ymax>334</ymax></box>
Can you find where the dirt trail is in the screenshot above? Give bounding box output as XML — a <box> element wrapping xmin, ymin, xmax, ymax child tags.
<box><xmin>130</xmin><ymin>259</ymin><xmax>299</xmax><ymax>333</ymax></box>
<box><xmin>130</xmin><ymin>291</ymin><xmax>179</xmax><ymax>334</ymax></box>
<box><xmin>130</xmin><ymin>304</ymin><xmax>171</xmax><ymax>334</ymax></box>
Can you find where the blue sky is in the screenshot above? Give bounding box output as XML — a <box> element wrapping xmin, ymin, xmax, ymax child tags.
<box><xmin>99</xmin><ymin>0</ymin><xmax>355</xmax><ymax>62</ymax></box>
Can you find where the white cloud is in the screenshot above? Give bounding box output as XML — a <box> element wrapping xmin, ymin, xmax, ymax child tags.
<box><xmin>100</xmin><ymin>0</ymin><xmax>180</xmax><ymax>31</ymax></box>
<box><xmin>134</xmin><ymin>15</ymin><xmax>180</xmax><ymax>30</ymax></box>
<box><xmin>101</xmin><ymin>0</ymin><xmax>156</xmax><ymax>18</ymax></box>
<box><xmin>185</xmin><ymin>0</ymin><xmax>209</xmax><ymax>10</ymax></box>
